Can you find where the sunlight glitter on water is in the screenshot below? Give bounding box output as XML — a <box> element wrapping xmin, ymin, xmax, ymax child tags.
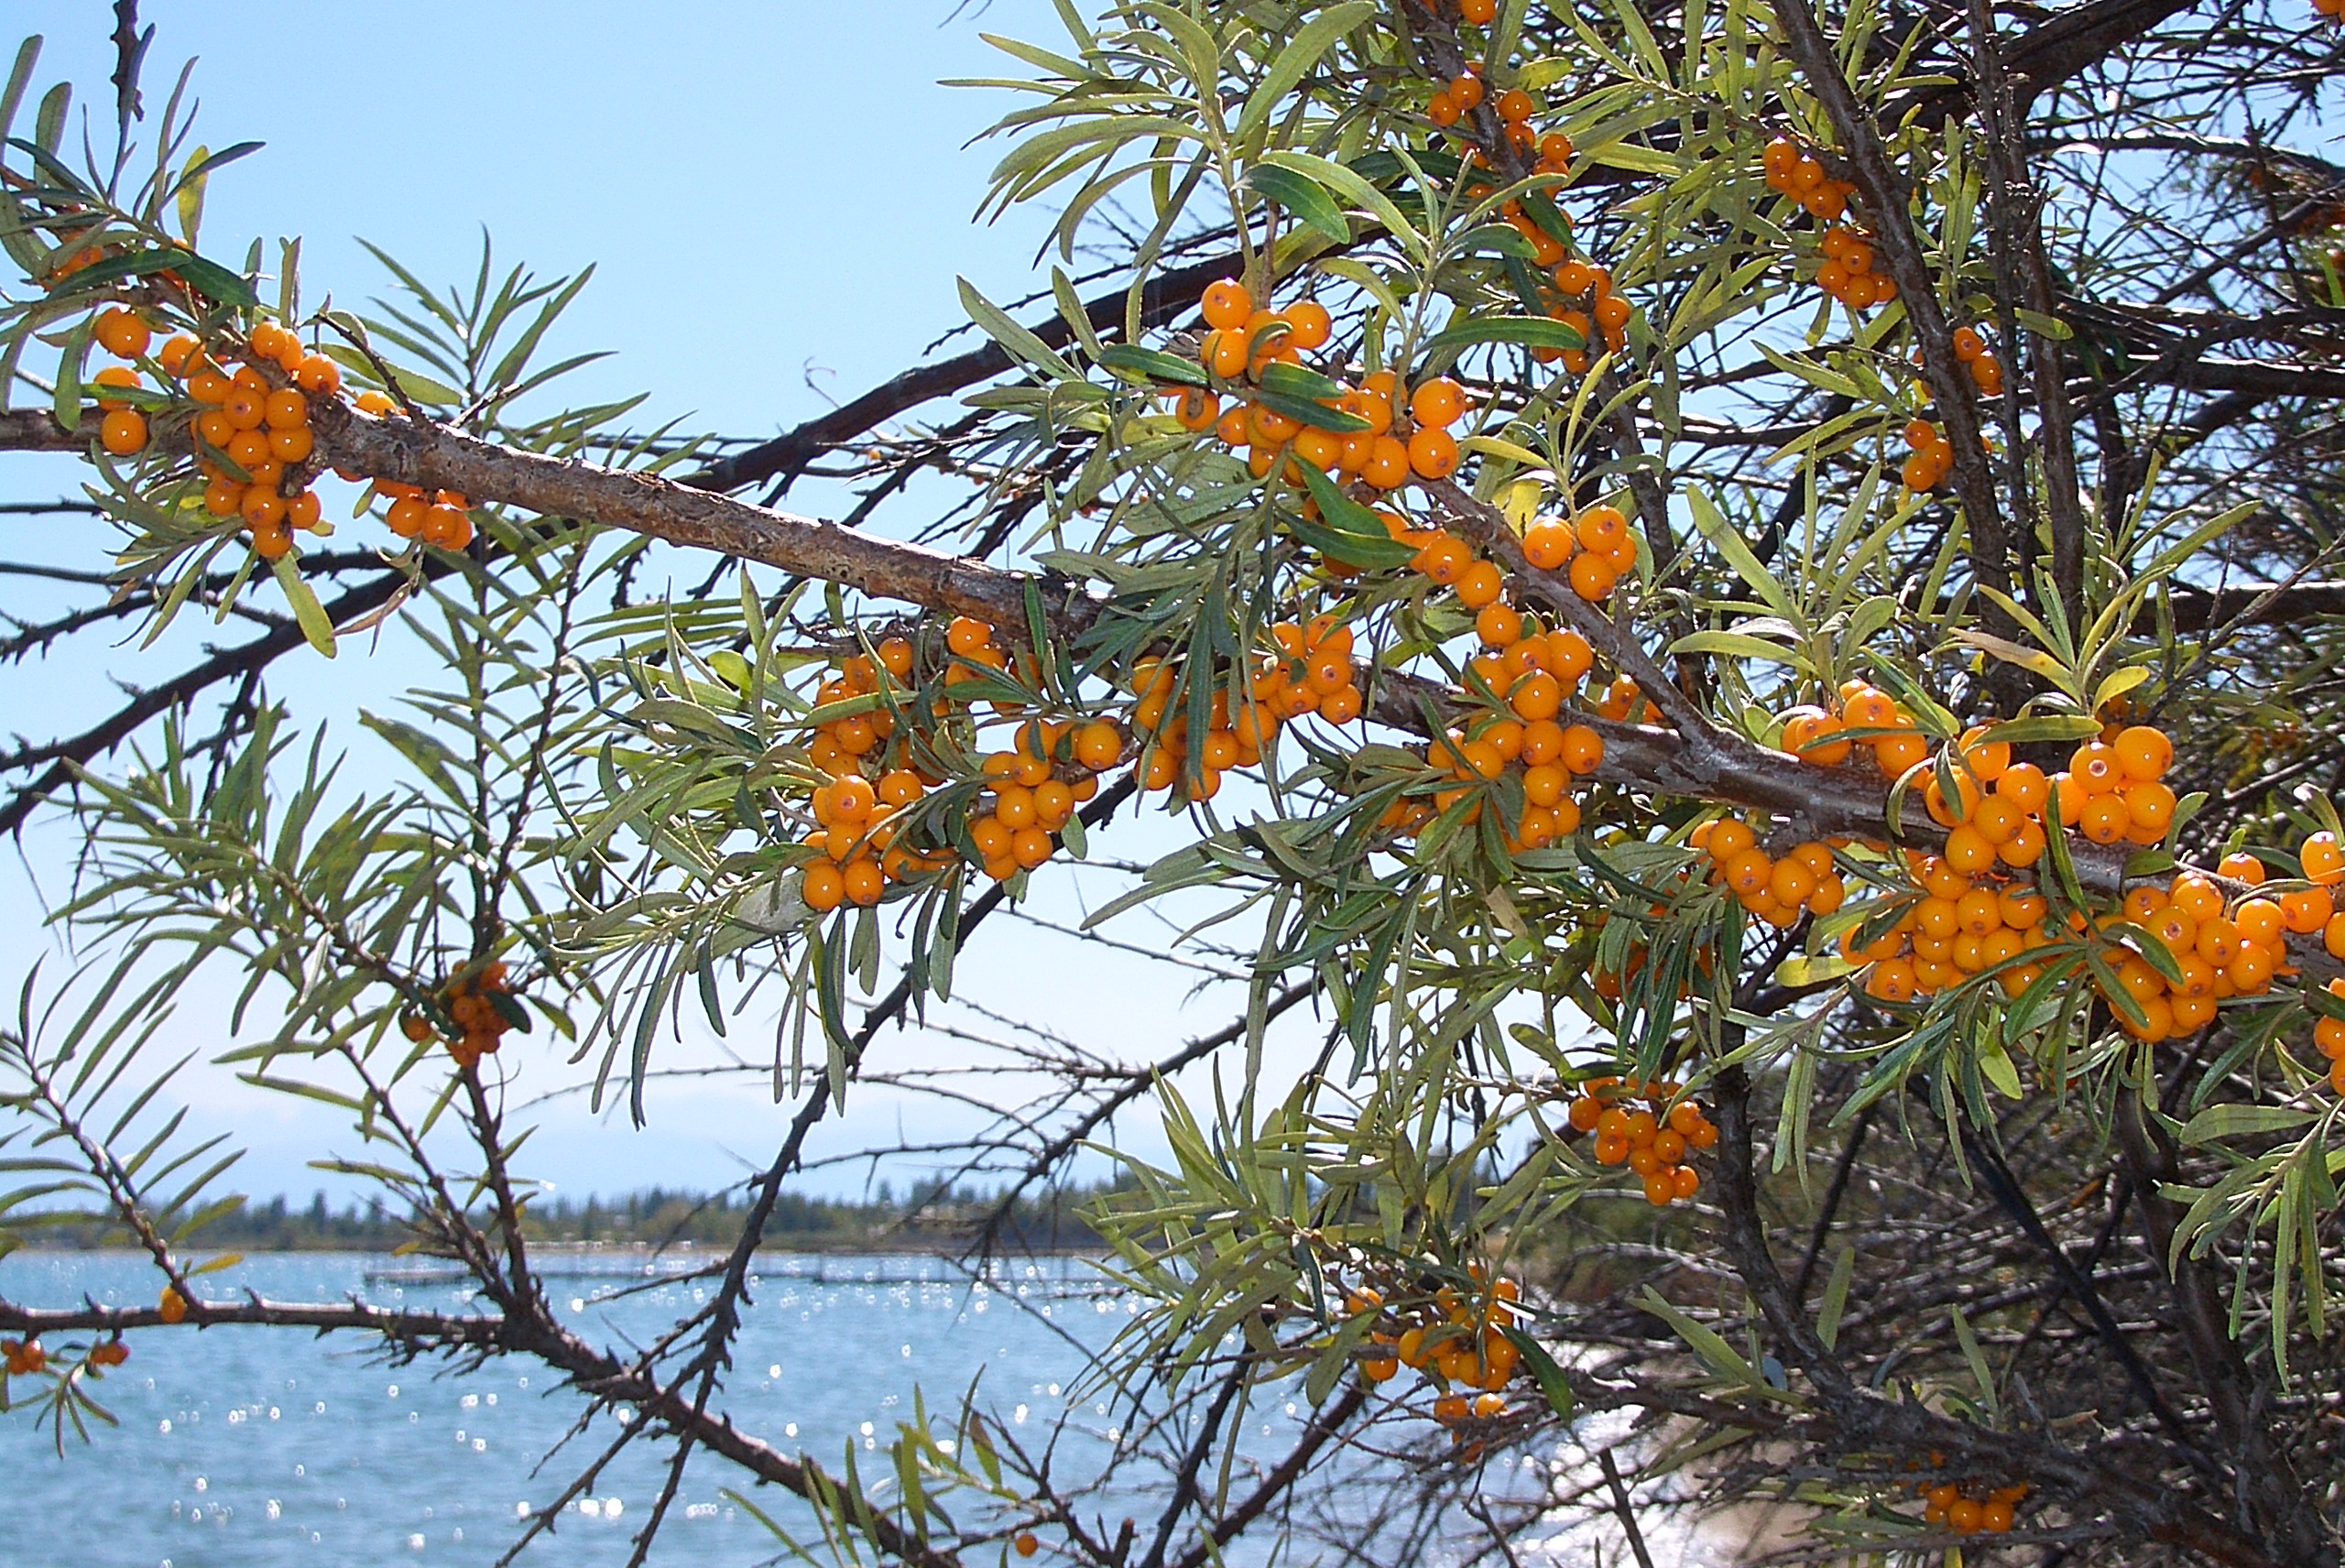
<box><xmin>2</xmin><ymin>1251</ymin><xmax>1123</xmax><ymax>1567</ymax></box>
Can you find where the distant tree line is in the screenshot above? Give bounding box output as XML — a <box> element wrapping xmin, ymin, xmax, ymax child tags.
<box><xmin>19</xmin><ymin>1179</ymin><xmax>1115</xmax><ymax>1253</ymax></box>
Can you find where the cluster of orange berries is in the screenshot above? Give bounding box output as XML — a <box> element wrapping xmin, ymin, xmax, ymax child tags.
<box><xmin>1760</xmin><ymin>140</ymin><xmax>1903</xmax><ymax>309</ymax></box>
<box><xmin>1838</xmin><ymin>852</ymin><xmax>2052</xmax><ymax>1006</ymax></box>
<box><xmin>0</xmin><ymin>1335</ymin><xmax>117</xmax><ymax>1375</ymax></box>
<box><xmin>1761</xmin><ymin>138</ymin><xmax>1859</xmax><ymax>221</ymax></box>
<box><xmin>1428</xmin><ymin>68</ymin><xmax>1554</xmax><ymax>164</ymax></box>
<box><xmin>1182</xmin><ymin>279</ymin><xmax>1478</xmax><ymax>489</ymax></box>
<box><xmin>2033</xmin><ymin>724</ymin><xmax>2181</xmax><ymax>850</ymax></box>
<box><xmin>1260</xmin><ymin>616</ymin><xmax>1368</xmax><ymax>726</ymax></box>
<box><xmin>151</xmin><ymin>321</ymin><xmax>344</xmax><ymax>560</ymax></box>
<box><xmin>1402</xmin><ymin>629</ymin><xmax>1605</xmax><ymax>844</ymax></box>
<box><xmin>401</xmin><ymin>961</ymin><xmax>515</xmax><ymax>1068</ymax></box>
<box><xmin>1566</xmin><ymin>1080</ymin><xmax>1715</xmax><ymax>1204</ymax></box>
<box><xmin>2078</xmin><ymin>859</ymin><xmax>2331</xmax><ymax>1041</ymax></box>
<box><xmin>1950</xmin><ymin>326</ymin><xmax>2006</xmax><ymax>397</ymax></box>
<box><xmin>1776</xmin><ymin>682</ymin><xmax>1934</xmax><ymax>781</ymax></box>
<box><xmin>1897</xmin><ymin>418</ymin><xmax>1958</xmax><ymax>493</ymax></box>
<box><xmin>78</xmin><ymin>299</ymin><xmax>464</xmax><ymax>561</ymax></box>
<box><xmin>1411</xmin><ymin>703</ymin><xmax>1604</xmax><ymax>850</ymax></box>
<box><xmin>1349</xmin><ymin>1273</ymin><xmax>1525</xmax><ymax>1424</ymax></box>
<box><xmin>1693</xmin><ymin>818</ymin><xmax>1849</xmax><ymax>929</ymax></box>
<box><xmin>1838</xmin><ymin>809</ymin><xmax>2334</xmax><ymax>1049</ymax></box>
<box><xmin>1423</xmin><ymin>78</ymin><xmax>1633</xmax><ymax>375</ymax></box>
<box><xmin>158</xmin><ymin>1286</ymin><xmax>190</xmax><ymax>1324</ymax></box>
<box><xmin>1534</xmin><ymin>257</ymin><xmax>1631</xmax><ymax>375</ymax></box>
<box><xmin>88</xmin><ymin>306</ymin><xmax>160</xmax><ymax>458</ymax></box>
<box><xmin>1128</xmin><ymin>630</ymin><xmax>1347</xmax><ymax>805</ymax></box>
<box><xmin>1417</xmin><ymin>503</ymin><xmax>1638</xmax><ymax>606</ymax></box>
<box><xmin>964</xmin><ymin>718</ymin><xmax>1117</xmax><ymax>881</ymax></box>
<box><xmin>796</xmin><ymin>619</ymin><xmax>1123</xmax><ymax>903</ymax></box>
<box><xmin>800</xmin><ymin>636</ymin><xmax>930</xmax><ymax>909</ymax></box>
<box><xmin>1755</xmin><ymin>707</ymin><xmax>2343</xmax><ymax>1042</ymax></box>
<box><xmin>1914</xmin><ymin>1478</ymin><xmax>2029</xmax><ymax>1535</ymax></box>
<box><xmin>367</xmin><ymin>480</ymin><xmax>477</xmax><ymax>551</ymax></box>
<box><xmin>1811</xmin><ymin>222</ymin><xmax>1899</xmax><ymax>311</ymax></box>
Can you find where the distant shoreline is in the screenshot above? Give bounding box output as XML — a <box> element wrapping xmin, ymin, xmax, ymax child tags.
<box><xmin>5</xmin><ymin>1182</ymin><xmax>1118</xmax><ymax>1257</ymax></box>
<box><xmin>5</xmin><ymin>1238</ymin><xmax>1107</xmax><ymax>1258</ymax></box>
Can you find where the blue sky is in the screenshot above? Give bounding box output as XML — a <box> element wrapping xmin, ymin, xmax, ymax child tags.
<box><xmin>0</xmin><ymin>3</ymin><xmax>1369</xmax><ymax>1205</ymax></box>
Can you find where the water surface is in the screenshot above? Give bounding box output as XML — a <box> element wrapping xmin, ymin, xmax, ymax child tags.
<box><xmin>1</xmin><ymin>1251</ymin><xmax>1144</xmax><ymax>1566</ymax></box>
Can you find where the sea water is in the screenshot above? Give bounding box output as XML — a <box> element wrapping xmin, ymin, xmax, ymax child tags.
<box><xmin>0</xmin><ymin>1251</ymin><xmax>1184</xmax><ymax>1567</ymax></box>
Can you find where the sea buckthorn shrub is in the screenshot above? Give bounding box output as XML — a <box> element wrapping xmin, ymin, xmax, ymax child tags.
<box><xmin>4</xmin><ymin>3</ymin><xmax>2345</xmax><ymax>1565</ymax></box>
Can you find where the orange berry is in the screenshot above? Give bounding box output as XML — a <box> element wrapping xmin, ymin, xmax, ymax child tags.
<box><xmin>2078</xmin><ymin>795</ymin><xmax>2130</xmax><ymax>845</ymax></box>
<box><xmin>264</xmin><ymin>388</ymin><xmax>309</xmax><ymax>430</ymax></box>
<box><xmin>1778</xmin><ymin>706</ymin><xmax>1851</xmax><ymax>767</ymax></box>
<box><xmin>240</xmin><ymin>486</ymin><xmax>287</xmax><ymax>528</ymax></box>
<box><xmin>1409</xmin><ymin>378</ymin><xmax>1467</xmax><ymax>429</ymax></box>
<box><xmin>843</xmin><ymin>857</ymin><xmax>886</xmax><ymax>906</ymax></box>
<box><xmin>223</xmin><ymin>387</ymin><xmax>267</xmax><ymax>430</ymax></box>
<box><xmin>1559</xmin><ymin>724</ymin><xmax>1603</xmax><ymax>775</ymax></box>
<box><xmin>1475</xmin><ymin>602</ymin><xmax>1523</xmax><ymax>648</ymax></box>
<box><xmin>1283</xmin><ymin>300</ymin><xmax>1332</xmax><ymax>350</ymax></box>
<box><xmin>98</xmin><ymin>408</ymin><xmax>147</xmax><ymax>456</ymax></box>
<box><xmin>2220</xmin><ymin>852</ymin><xmax>2267</xmax><ymax>886</ymax></box>
<box><xmin>2123</xmin><ymin>781</ymin><xmax>2176</xmax><ymax>834</ymax></box>
<box><xmin>421</xmin><ymin>505</ymin><xmax>473</xmax><ymax>550</ymax></box>
<box><xmin>294</xmin><ymin>353</ymin><xmax>343</xmax><ymax>395</ymax></box>
<box><xmin>2112</xmin><ymin>724</ymin><xmax>2172</xmax><ymax>780</ymax></box>
<box><xmin>2070</xmin><ymin>741</ymin><xmax>2122</xmax><ymax>793</ymax></box>
<box><xmin>1943</xmin><ymin>824</ymin><xmax>1995</xmax><ymax>875</ymax></box>
<box><xmin>1993</xmin><ymin>762</ymin><xmax>2048</xmax><ymax>814</ymax></box>
<box><xmin>1522</xmin><ymin>517</ymin><xmax>1575</xmax><ymax>570</ymax></box>
<box><xmin>1201</xmin><ymin>279</ymin><xmax>1252</xmax><ymax>330</ymax></box>
<box><xmin>2302</xmin><ymin>831</ymin><xmax>2345</xmax><ymax>886</ymax></box>
<box><xmin>1407</xmin><ymin>424</ymin><xmax>1460</xmax><ymax>479</ymax></box>
<box><xmin>252</xmin><ymin>520</ymin><xmax>298</xmax><ymax>561</ymax></box>
<box><xmin>1453</xmin><ymin>559</ymin><xmax>1502</xmax><ymax>609</ymax></box>
<box><xmin>802</xmin><ymin>862</ymin><xmax>845</xmax><ymax>912</ymax></box>
<box><xmin>1414</xmin><ymin>534</ymin><xmax>1471</xmax><ymax>583</ymax></box>
<box><xmin>1360</xmin><ymin>434</ymin><xmax>1411</xmax><ymax>488</ymax></box>
<box><xmin>1567</xmin><ymin>552</ymin><xmax>1618</xmax><ymax>601</ymax></box>
<box><xmin>1706</xmin><ymin>817</ymin><xmax>1756</xmax><ymax>862</ymax></box>
<box><xmin>2281</xmin><ymin>887</ymin><xmax>2334</xmax><ymax>934</ymax></box>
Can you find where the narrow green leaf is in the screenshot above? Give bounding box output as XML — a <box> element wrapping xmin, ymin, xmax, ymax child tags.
<box><xmin>269</xmin><ymin>555</ymin><xmax>338</xmax><ymax>657</ymax></box>
<box><xmin>2177</xmin><ymin>1104</ymin><xmax>2315</xmax><ymax>1146</ymax></box>
<box><xmin>1419</xmin><ymin>314</ymin><xmax>1585</xmax><ymax>361</ymax></box>
<box><xmin>1500</xmin><ymin>1325</ymin><xmax>1575</xmax><ymax>1419</ymax></box>
<box><xmin>1096</xmin><ymin>343</ymin><xmax>1207</xmax><ymax>387</ymax></box>
<box><xmin>1246</xmin><ymin>164</ymin><xmax>1350</xmax><ymax>244</ymax></box>
<box><xmin>1233</xmin><ymin>3</ymin><xmax>1376</xmax><ymax>139</ymax></box>
<box><xmin>1816</xmin><ymin>1246</ymin><xmax>1855</xmax><ymax>1350</ymax></box>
